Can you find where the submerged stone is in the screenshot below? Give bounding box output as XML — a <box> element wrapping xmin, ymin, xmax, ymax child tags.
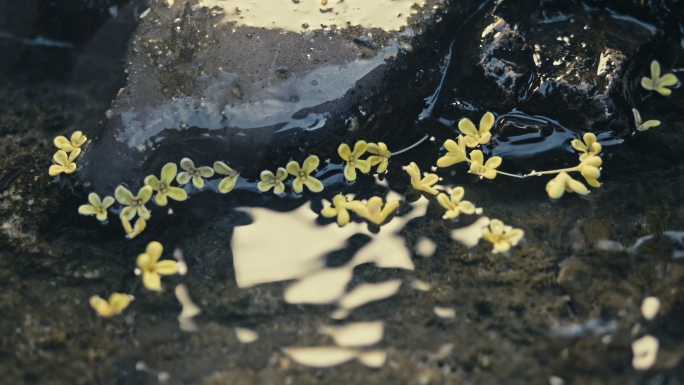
<box><xmin>78</xmin><ymin>0</ymin><xmax>473</xmax><ymax>191</ymax></box>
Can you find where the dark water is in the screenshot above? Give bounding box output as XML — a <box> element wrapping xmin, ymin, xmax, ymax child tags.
<box><xmin>1</xmin><ymin>0</ymin><xmax>684</xmax><ymax>384</ymax></box>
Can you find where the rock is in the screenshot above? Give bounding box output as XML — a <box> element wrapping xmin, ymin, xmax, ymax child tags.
<box><xmin>78</xmin><ymin>0</ymin><xmax>479</xmax><ymax>191</ymax></box>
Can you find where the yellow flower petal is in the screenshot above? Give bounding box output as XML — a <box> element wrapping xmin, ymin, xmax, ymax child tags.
<box><xmin>108</xmin><ymin>293</ymin><xmax>133</xmax><ymax>312</ymax></box>
<box><xmin>218</xmin><ymin>176</ymin><xmax>237</xmax><ymax>193</ymax></box>
<box><xmin>142</xmin><ymin>271</ymin><xmax>162</xmax><ymax>291</ymax></box>
<box><xmin>180</xmin><ymin>158</ymin><xmax>195</xmax><ymax>172</ymax></box>
<box><xmin>458</xmin><ymin>118</ymin><xmax>478</xmax><ymax>137</ymax></box>
<box><xmin>650</xmin><ymin>60</ymin><xmax>660</xmax><ymax>80</ymax></box>
<box><xmin>338</xmin><ymin>143</ymin><xmax>352</xmax><ymax>160</ymax></box>
<box><xmin>286</xmin><ymin>161</ymin><xmax>301</xmax><ymax>176</ymax></box>
<box><xmin>480</xmin><ymin>112</ymin><xmax>495</xmax><ymax>133</ymax></box>
<box><xmin>302</xmin><ymin>155</ymin><xmax>320</xmax><ymax>173</ymax></box>
<box><xmin>160</xmin><ymin>163</ymin><xmax>178</xmax><ymax>185</ymax></box>
<box><xmin>78</xmin><ymin>204</ymin><xmax>99</xmax><ymax>216</ymax></box>
<box><xmin>273</xmin><ymin>182</ymin><xmax>285</xmax><ymax>194</ymax></box>
<box><xmin>292</xmin><ymin>178</ymin><xmax>304</xmax><ymax>194</ymax></box>
<box><xmin>115</xmin><ymin>186</ymin><xmax>134</xmax><ymax>205</ymax></box>
<box><xmin>90</xmin><ymin>296</ymin><xmax>112</xmax><ymax>317</ymax></box>
<box><xmin>146</xmin><ymin>241</ymin><xmax>163</xmax><ymax>262</ymax></box>
<box><xmin>198</xmin><ymin>166</ymin><xmax>215</xmax><ymax>178</ymax></box>
<box><xmin>344</xmin><ymin>163</ymin><xmax>357</xmax><ymax>181</ymax></box>
<box><xmin>176</xmin><ymin>172</ymin><xmax>192</xmax><ymax>185</ymax></box>
<box><xmin>658</xmin><ymin>73</ymin><xmax>678</xmax><ymax>87</ymax></box>
<box><xmin>304</xmin><ymin>176</ymin><xmax>324</xmax><ymax>193</ymax></box>
<box><xmin>191</xmin><ymin>175</ymin><xmax>205</xmax><ymax>189</ymax></box>
<box><xmin>155</xmin><ymin>260</ymin><xmax>179</xmax><ymax>275</ymax></box>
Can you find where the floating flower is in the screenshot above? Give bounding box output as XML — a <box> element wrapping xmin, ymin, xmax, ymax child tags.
<box><xmin>545</xmin><ymin>172</ymin><xmax>589</xmax><ymax>199</ymax></box>
<box><xmin>144</xmin><ymin>163</ymin><xmax>188</xmax><ymax>206</ymax></box>
<box><xmin>89</xmin><ymin>293</ymin><xmax>133</xmax><ymax>317</ymax></box>
<box><xmin>115</xmin><ymin>185</ymin><xmax>153</xmax><ymax>220</ymax></box>
<box><xmin>458</xmin><ymin>112</ymin><xmax>495</xmax><ymax>148</ymax></box>
<box><xmin>404</xmin><ymin>162</ymin><xmax>439</xmax><ymax>195</ymax></box>
<box><xmin>135</xmin><ymin>241</ymin><xmax>179</xmax><ymax>291</ymax></box>
<box><xmin>121</xmin><ymin>216</ymin><xmax>146</xmax><ymax>239</ymax></box>
<box><xmin>286</xmin><ymin>155</ymin><xmax>324</xmax><ymax>194</ymax></box>
<box><xmin>78</xmin><ymin>193</ymin><xmax>115</xmax><ymax>221</ymax></box>
<box><xmin>339</xmin><ymin>141</ymin><xmax>371</xmax><ymax>181</ymax></box>
<box><xmin>436</xmin><ymin>187</ymin><xmax>475</xmax><ymax>219</ymax></box>
<box><xmin>48</xmin><ymin>148</ymin><xmax>81</xmax><ymax>176</ymax></box>
<box><xmin>353</xmin><ymin>196</ymin><xmax>399</xmax><ymax>225</ymax></box>
<box><xmin>632</xmin><ymin>108</ymin><xmax>661</xmax><ymax>132</ymax></box>
<box><xmin>321</xmin><ymin>194</ymin><xmax>364</xmax><ymax>226</ymax></box>
<box><xmin>436</xmin><ymin>135</ymin><xmax>467</xmax><ymax>168</ymax></box>
<box><xmin>257</xmin><ymin>167</ymin><xmax>288</xmax><ymax>194</ymax></box>
<box><xmin>468</xmin><ymin>150</ymin><xmax>501</xmax><ymax>180</ymax></box>
<box><xmin>482</xmin><ymin>219</ymin><xmax>524</xmax><ymax>254</ymax></box>
<box><xmin>641</xmin><ymin>60</ymin><xmax>679</xmax><ymax>96</ymax></box>
<box><xmin>54</xmin><ymin>131</ymin><xmax>87</xmax><ymax>153</ymax></box>
<box><xmin>176</xmin><ymin>158</ymin><xmax>214</xmax><ymax>189</ymax></box>
<box><xmin>578</xmin><ymin>155</ymin><xmax>602</xmax><ymax>188</ymax></box>
<box><xmin>213</xmin><ymin>161</ymin><xmax>240</xmax><ymax>193</ymax></box>
<box><xmin>571</xmin><ymin>133</ymin><xmax>601</xmax><ymax>161</ymax></box>
<box><xmin>367</xmin><ymin>142</ymin><xmax>391</xmax><ymax>173</ymax></box>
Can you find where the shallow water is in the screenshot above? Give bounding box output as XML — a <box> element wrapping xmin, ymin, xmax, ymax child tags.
<box><xmin>1</xmin><ymin>1</ymin><xmax>684</xmax><ymax>384</ymax></box>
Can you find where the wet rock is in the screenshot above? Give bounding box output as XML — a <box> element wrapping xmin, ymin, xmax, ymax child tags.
<box><xmin>78</xmin><ymin>0</ymin><xmax>477</xmax><ymax>191</ymax></box>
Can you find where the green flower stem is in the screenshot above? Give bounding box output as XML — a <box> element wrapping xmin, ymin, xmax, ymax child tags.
<box><xmin>526</xmin><ymin>166</ymin><xmax>579</xmax><ymax>177</ymax></box>
<box><xmin>392</xmin><ymin>134</ymin><xmax>429</xmax><ymax>155</ymax></box>
<box><xmin>496</xmin><ymin>170</ymin><xmax>526</xmax><ymax>179</ymax></box>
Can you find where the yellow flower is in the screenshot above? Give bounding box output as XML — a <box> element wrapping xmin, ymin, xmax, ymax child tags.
<box><xmin>144</xmin><ymin>163</ymin><xmax>188</xmax><ymax>206</ymax></box>
<box><xmin>436</xmin><ymin>135</ymin><xmax>467</xmax><ymax>168</ymax></box>
<box><xmin>571</xmin><ymin>133</ymin><xmax>601</xmax><ymax>161</ymax></box>
<box><xmin>578</xmin><ymin>155</ymin><xmax>602</xmax><ymax>188</ymax></box>
<box><xmin>214</xmin><ymin>161</ymin><xmax>240</xmax><ymax>193</ymax></box>
<box><xmin>436</xmin><ymin>187</ymin><xmax>475</xmax><ymax>219</ymax></box>
<box><xmin>545</xmin><ymin>172</ymin><xmax>589</xmax><ymax>199</ymax></box>
<box><xmin>78</xmin><ymin>193</ymin><xmax>115</xmax><ymax>221</ymax></box>
<box><xmin>115</xmin><ymin>185</ymin><xmax>153</xmax><ymax>220</ymax></box>
<box><xmin>458</xmin><ymin>112</ymin><xmax>495</xmax><ymax>148</ymax></box>
<box><xmin>54</xmin><ymin>131</ymin><xmax>87</xmax><ymax>153</ymax></box>
<box><xmin>321</xmin><ymin>194</ymin><xmax>364</xmax><ymax>226</ymax></box>
<box><xmin>136</xmin><ymin>241</ymin><xmax>179</xmax><ymax>291</ymax></box>
<box><xmin>176</xmin><ymin>158</ymin><xmax>214</xmax><ymax>189</ymax></box>
<box><xmin>405</xmin><ymin>162</ymin><xmax>439</xmax><ymax>195</ymax></box>
<box><xmin>367</xmin><ymin>142</ymin><xmax>391</xmax><ymax>173</ymax></box>
<box><xmin>257</xmin><ymin>167</ymin><xmax>288</xmax><ymax>194</ymax></box>
<box><xmin>352</xmin><ymin>196</ymin><xmax>399</xmax><ymax>225</ymax></box>
<box><xmin>49</xmin><ymin>148</ymin><xmax>81</xmax><ymax>176</ymax></box>
<box><xmin>89</xmin><ymin>293</ymin><xmax>133</xmax><ymax>317</ymax></box>
<box><xmin>338</xmin><ymin>141</ymin><xmax>371</xmax><ymax>181</ymax></box>
<box><xmin>641</xmin><ymin>60</ymin><xmax>679</xmax><ymax>96</ymax></box>
<box><xmin>468</xmin><ymin>150</ymin><xmax>501</xmax><ymax>180</ymax></box>
<box><xmin>286</xmin><ymin>155</ymin><xmax>324</xmax><ymax>194</ymax></box>
<box><xmin>482</xmin><ymin>219</ymin><xmax>524</xmax><ymax>254</ymax></box>
<box><xmin>632</xmin><ymin>108</ymin><xmax>661</xmax><ymax>132</ymax></box>
<box><xmin>121</xmin><ymin>216</ymin><xmax>146</xmax><ymax>239</ymax></box>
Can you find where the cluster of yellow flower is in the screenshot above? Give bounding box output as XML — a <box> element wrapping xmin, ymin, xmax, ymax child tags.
<box><xmin>321</xmin><ymin>194</ymin><xmax>398</xmax><ymax>226</ymax></box>
<box><xmin>633</xmin><ymin>60</ymin><xmax>679</xmax><ymax>132</ymax></box>
<box><xmin>90</xmin><ymin>241</ymin><xmax>180</xmax><ymax>317</ymax></box>
<box><xmin>49</xmin><ymin>131</ymin><xmax>87</xmax><ymax>176</ymax></box>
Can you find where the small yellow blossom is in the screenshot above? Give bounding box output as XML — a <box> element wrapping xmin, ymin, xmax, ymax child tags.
<box><xmin>367</xmin><ymin>142</ymin><xmax>392</xmax><ymax>173</ymax></box>
<box><xmin>49</xmin><ymin>148</ymin><xmax>81</xmax><ymax>176</ymax></box>
<box><xmin>632</xmin><ymin>108</ymin><xmax>661</xmax><ymax>132</ymax></box>
<box><xmin>321</xmin><ymin>194</ymin><xmax>364</xmax><ymax>226</ymax></box>
<box><xmin>214</xmin><ymin>161</ymin><xmax>240</xmax><ymax>193</ymax></box>
<box><xmin>436</xmin><ymin>187</ymin><xmax>475</xmax><ymax>219</ymax></box>
<box><xmin>78</xmin><ymin>193</ymin><xmax>115</xmax><ymax>221</ymax></box>
<box><xmin>353</xmin><ymin>196</ymin><xmax>399</xmax><ymax>225</ymax></box>
<box><xmin>578</xmin><ymin>155</ymin><xmax>602</xmax><ymax>188</ymax></box>
<box><xmin>641</xmin><ymin>60</ymin><xmax>679</xmax><ymax>96</ymax></box>
<box><xmin>468</xmin><ymin>150</ymin><xmax>501</xmax><ymax>180</ymax></box>
<box><xmin>144</xmin><ymin>163</ymin><xmax>188</xmax><ymax>206</ymax></box>
<box><xmin>571</xmin><ymin>133</ymin><xmax>601</xmax><ymax>161</ymax></box>
<box><xmin>545</xmin><ymin>172</ymin><xmax>589</xmax><ymax>199</ymax></box>
<box><xmin>286</xmin><ymin>155</ymin><xmax>324</xmax><ymax>194</ymax></box>
<box><xmin>436</xmin><ymin>135</ymin><xmax>468</xmax><ymax>168</ymax></box>
<box><xmin>115</xmin><ymin>185</ymin><xmax>153</xmax><ymax>220</ymax></box>
<box><xmin>405</xmin><ymin>162</ymin><xmax>439</xmax><ymax>195</ymax></box>
<box><xmin>458</xmin><ymin>112</ymin><xmax>495</xmax><ymax>148</ymax></box>
<box><xmin>54</xmin><ymin>131</ymin><xmax>87</xmax><ymax>153</ymax></box>
<box><xmin>482</xmin><ymin>219</ymin><xmax>524</xmax><ymax>254</ymax></box>
<box><xmin>339</xmin><ymin>141</ymin><xmax>371</xmax><ymax>181</ymax></box>
<box><xmin>176</xmin><ymin>158</ymin><xmax>214</xmax><ymax>189</ymax></box>
<box><xmin>121</xmin><ymin>216</ymin><xmax>146</xmax><ymax>239</ymax></box>
<box><xmin>89</xmin><ymin>293</ymin><xmax>133</xmax><ymax>317</ymax></box>
<box><xmin>136</xmin><ymin>241</ymin><xmax>179</xmax><ymax>291</ymax></box>
<box><xmin>257</xmin><ymin>167</ymin><xmax>288</xmax><ymax>194</ymax></box>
